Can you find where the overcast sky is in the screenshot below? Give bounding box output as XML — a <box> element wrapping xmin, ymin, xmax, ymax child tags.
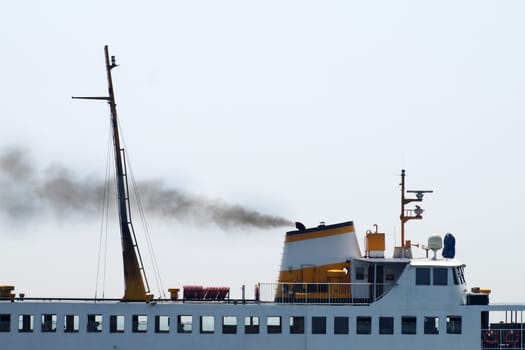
<box><xmin>1</xmin><ymin>1</ymin><xmax>524</xmax><ymax>302</ymax></box>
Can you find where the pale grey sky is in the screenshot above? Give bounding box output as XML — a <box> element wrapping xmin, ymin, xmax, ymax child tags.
<box><xmin>1</xmin><ymin>1</ymin><xmax>524</xmax><ymax>301</ymax></box>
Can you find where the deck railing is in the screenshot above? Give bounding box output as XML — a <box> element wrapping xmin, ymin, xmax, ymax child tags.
<box><xmin>257</xmin><ymin>282</ymin><xmax>395</xmax><ymax>305</ymax></box>
<box><xmin>481</xmin><ymin>328</ymin><xmax>524</xmax><ymax>349</ymax></box>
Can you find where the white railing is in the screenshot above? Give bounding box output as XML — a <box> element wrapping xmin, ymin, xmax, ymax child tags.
<box><xmin>257</xmin><ymin>282</ymin><xmax>395</xmax><ymax>305</ymax></box>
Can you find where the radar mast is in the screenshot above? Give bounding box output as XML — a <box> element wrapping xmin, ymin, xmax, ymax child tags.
<box><xmin>396</xmin><ymin>169</ymin><xmax>433</xmax><ymax>258</ymax></box>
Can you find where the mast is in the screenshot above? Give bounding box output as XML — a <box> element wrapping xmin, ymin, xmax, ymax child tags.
<box><xmin>399</xmin><ymin>169</ymin><xmax>433</xmax><ymax>251</ymax></box>
<box><xmin>73</xmin><ymin>46</ymin><xmax>151</xmax><ymax>301</ymax></box>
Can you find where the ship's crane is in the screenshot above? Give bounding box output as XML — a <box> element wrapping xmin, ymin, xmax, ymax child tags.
<box><xmin>73</xmin><ymin>46</ymin><xmax>151</xmax><ymax>301</ymax></box>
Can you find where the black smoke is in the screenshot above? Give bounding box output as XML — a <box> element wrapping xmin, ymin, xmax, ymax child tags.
<box><xmin>0</xmin><ymin>148</ymin><xmax>293</xmax><ymax>229</ymax></box>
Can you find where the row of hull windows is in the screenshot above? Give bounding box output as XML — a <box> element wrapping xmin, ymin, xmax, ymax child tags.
<box><xmin>0</xmin><ymin>314</ymin><xmax>462</xmax><ymax>335</ymax></box>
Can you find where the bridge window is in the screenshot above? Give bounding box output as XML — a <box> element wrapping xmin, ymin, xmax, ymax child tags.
<box><xmin>267</xmin><ymin>316</ymin><xmax>281</xmax><ymax>334</ymax></box>
<box><xmin>447</xmin><ymin>316</ymin><xmax>462</xmax><ymax>334</ymax></box>
<box><xmin>416</xmin><ymin>268</ymin><xmax>430</xmax><ymax>285</ymax></box>
<box><xmin>424</xmin><ymin>316</ymin><xmax>439</xmax><ymax>334</ymax></box>
<box><xmin>0</xmin><ymin>314</ymin><xmax>10</xmax><ymax>332</ymax></box>
<box><xmin>64</xmin><ymin>315</ymin><xmax>79</xmax><ymax>333</ymax></box>
<box><xmin>200</xmin><ymin>316</ymin><xmax>215</xmax><ymax>333</ymax></box>
<box><xmin>41</xmin><ymin>314</ymin><xmax>57</xmax><ymax>332</ymax></box>
<box><xmin>155</xmin><ymin>315</ymin><xmax>170</xmax><ymax>333</ymax></box>
<box><xmin>110</xmin><ymin>315</ymin><xmax>125</xmax><ymax>333</ymax></box>
<box><xmin>312</xmin><ymin>317</ymin><xmax>326</xmax><ymax>334</ymax></box>
<box><xmin>356</xmin><ymin>316</ymin><xmax>371</xmax><ymax>334</ymax></box>
<box><xmin>379</xmin><ymin>317</ymin><xmax>394</xmax><ymax>335</ymax></box>
<box><xmin>334</xmin><ymin>316</ymin><xmax>349</xmax><ymax>334</ymax></box>
<box><xmin>433</xmin><ymin>268</ymin><xmax>448</xmax><ymax>285</ymax></box>
<box><xmin>177</xmin><ymin>315</ymin><xmax>192</xmax><ymax>333</ymax></box>
<box><xmin>19</xmin><ymin>314</ymin><xmax>33</xmax><ymax>332</ymax></box>
<box><xmin>290</xmin><ymin>316</ymin><xmax>304</xmax><ymax>334</ymax></box>
<box><xmin>244</xmin><ymin>316</ymin><xmax>259</xmax><ymax>334</ymax></box>
<box><xmin>402</xmin><ymin>316</ymin><xmax>417</xmax><ymax>334</ymax></box>
<box><xmin>455</xmin><ymin>267</ymin><xmax>466</xmax><ymax>284</ymax></box>
<box><xmin>222</xmin><ymin>316</ymin><xmax>237</xmax><ymax>334</ymax></box>
<box><xmin>132</xmin><ymin>315</ymin><xmax>148</xmax><ymax>333</ymax></box>
<box><xmin>87</xmin><ymin>314</ymin><xmax>102</xmax><ymax>332</ymax></box>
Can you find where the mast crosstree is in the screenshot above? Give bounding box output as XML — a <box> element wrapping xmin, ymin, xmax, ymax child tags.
<box><xmin>73</xmin><ymin>45</ymin><xmax>151</xmax><ymax>301</ymax></box>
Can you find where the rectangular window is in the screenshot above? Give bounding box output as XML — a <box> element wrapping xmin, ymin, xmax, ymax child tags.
<box><xmin>433</xmin><ymin>268</ymin><xmax>448</xmax><ymax>285</ymax></box>
<box><xmin>41</xmin><ymin>314</ymin><xmax>57</xmax><ymax>332</ymax></box>
<box><xmin>356</xmin><ymin>267</ymin><xmax>365</xmax><ymax>280</ymax></box>
<box><xmin>267</xmin><ymin>316</ymin><xmax>281</xmax><ymax>334</ymax></box>
<box><xmin>19</xmin><ymin>314</ymin><xmax>33</xmax><ymax>332</ymax></box>
<box><xmin>334</xmin><ymin>316</ymin><xmax>349</xmax><ymax>335</ymax></box>
<box><xmin>401</xmin><ymin>316</ymin><xmax>417</xmax><ymax>334</ymax></box>
<box><xmin>177</xmin><ymin>315</ymin><xmax>192</xmax><ymax>333</ymax></box>
<box><xmin>64</xmin><ymin>315</ymin><xmax>79</xmax><ymax>333</ymax></box>
<box><xmin>132</xmin><ymin>315</ymin><xmax>148</xmax><ymax>333</ymax></box>
<box><xmin>200</xmin><ymin>316</ymin><xmax>214</xmax><ymax>334</ymax></box>
<box><xmin>0</xmin><ymin>314</ymin><xmax>10</xmax><ymax>332</ymax></box>
<box><xmin>87</xmin><ymin>314</ymin><xmax>102</xmax><ymax>333</ymax></box>
<box><xmin>379</xmin><ymin>317</ymin><xmax>394</xmax><ymax>335</ymax></box>
<box><xmin>312</xmin><ymin>317</ymin><xmax>326</xmax><ymax>334</ymax></box>
<box><xmin>424</xmin><ymin>316</ymin><xmax>439</xmax><ymax>334</ymax></box>
<box><xmin>244</xmin><ymin>316</ymin><xmax>259</xmax><ymax>334</ymax></box>
<box><xmin>290</xmin><ymin>316</ymin><xmax>304</xmax><ymax>334</ymax></box>
<box><xmin>222</xmin><ymin>316</ymin><xmax>237</xmax><ymax>334</ymax></box>
<box><xmin>155</xmin><ymin>315</ymin><xmax>170</xmax><ymax>333</ymax></box>
<box><xmin>110</xmin><ymin>315</ymin><xmax>125</xmax><ymax>333</ymax></box>
<box><xmin>447</xmin><ymin>316</ymin><xmax>462</xmax><ymax>334</ymax></box>
<box><xmin>356</xmin><ymin>316</ymin><xmax>371</xmax><ymax>334</ymax></box>
<box><xmin>416</xmin><ymin>268</ymin><xmax>430</xmax><ymax>285</ymax></box>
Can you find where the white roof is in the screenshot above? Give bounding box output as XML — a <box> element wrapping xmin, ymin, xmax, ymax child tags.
<box><xmin>353</xmin><ymin>257</ymin><xmax>410</xmax><ymax>264</ymax></box>
<box><xmin>409</xmin><ymin>258</ymin><xmax>464</xmax><ymax>267</ymax></box>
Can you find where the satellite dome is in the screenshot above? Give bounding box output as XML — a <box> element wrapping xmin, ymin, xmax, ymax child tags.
<box><xmin>427</xmin><ymin>235</ymin><xmax>443</xmax><ymax>250</ymax></box>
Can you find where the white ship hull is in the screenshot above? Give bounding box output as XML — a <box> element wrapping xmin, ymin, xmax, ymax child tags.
<box><xmin>2</xmin><ymin>298</ymin><xmax>524</xmax><ymax>349</ymax></box>
<box><xmin>2</xmin><ymin>258</ymin><xmax>524</xmax><ymax>350</ymax></box>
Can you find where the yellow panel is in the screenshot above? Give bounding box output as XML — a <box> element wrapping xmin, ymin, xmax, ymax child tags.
<box><xmin>276</xmin><ymin>262</ymin><xmax>352</xmax><ymax>300</ymax></box>
<box><xmin>278</xmin><ymin>262</ymin><xmax>350</xmax><ymax>284</ymax></box>
<box><xmin>366</xmin><ymin>233</ymin><xmax>385</xmax><ymax>251</ymax></box>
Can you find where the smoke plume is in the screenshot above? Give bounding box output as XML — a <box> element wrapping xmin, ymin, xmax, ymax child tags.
<box><xmin>138</xmin><ymin>181</ymin><xmax>292</xmax><ymax>229</ymax></box>
<box><xmin>0</xmin><ymin>148</ymin><xmax>293</xmax><ymax>229</ymax></box>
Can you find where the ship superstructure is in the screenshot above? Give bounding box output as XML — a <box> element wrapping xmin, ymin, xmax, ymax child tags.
<box><xmin>1</xmin><ymin>47</ymin><xmax>524</xmax><ymax>350</ymax></box>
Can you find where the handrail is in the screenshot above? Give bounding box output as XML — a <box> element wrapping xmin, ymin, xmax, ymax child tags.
<box><xmin>481</xmin><ymin>328</ymin><xmax>524</xmax><ymax>349</ymax></box>
<box><xmin>258</xmin><ymin>282</ymin><xmax>396</xmax><ymax>305</ymax></box>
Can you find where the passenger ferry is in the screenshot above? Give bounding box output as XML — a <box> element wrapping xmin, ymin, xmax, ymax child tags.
<box><xmin>1</xmin><ymin>46</ymin><xmax>524</xmax><ymax>350</ymax></box>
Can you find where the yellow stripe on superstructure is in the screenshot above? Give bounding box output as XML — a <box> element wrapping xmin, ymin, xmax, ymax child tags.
<box><xmin>278</xmin><ymin>262</ymin><xmax>350</xmax><ymax>282</ymax></box>
<box><xmin>285</xmin><ymin>224</ymin><xmax>355</xmax><ymax>243</ymax></box>
<box><xmin>276</xmin><ymin>261</ymin><xmax>352</xmax><ymax>300</ymax></box>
